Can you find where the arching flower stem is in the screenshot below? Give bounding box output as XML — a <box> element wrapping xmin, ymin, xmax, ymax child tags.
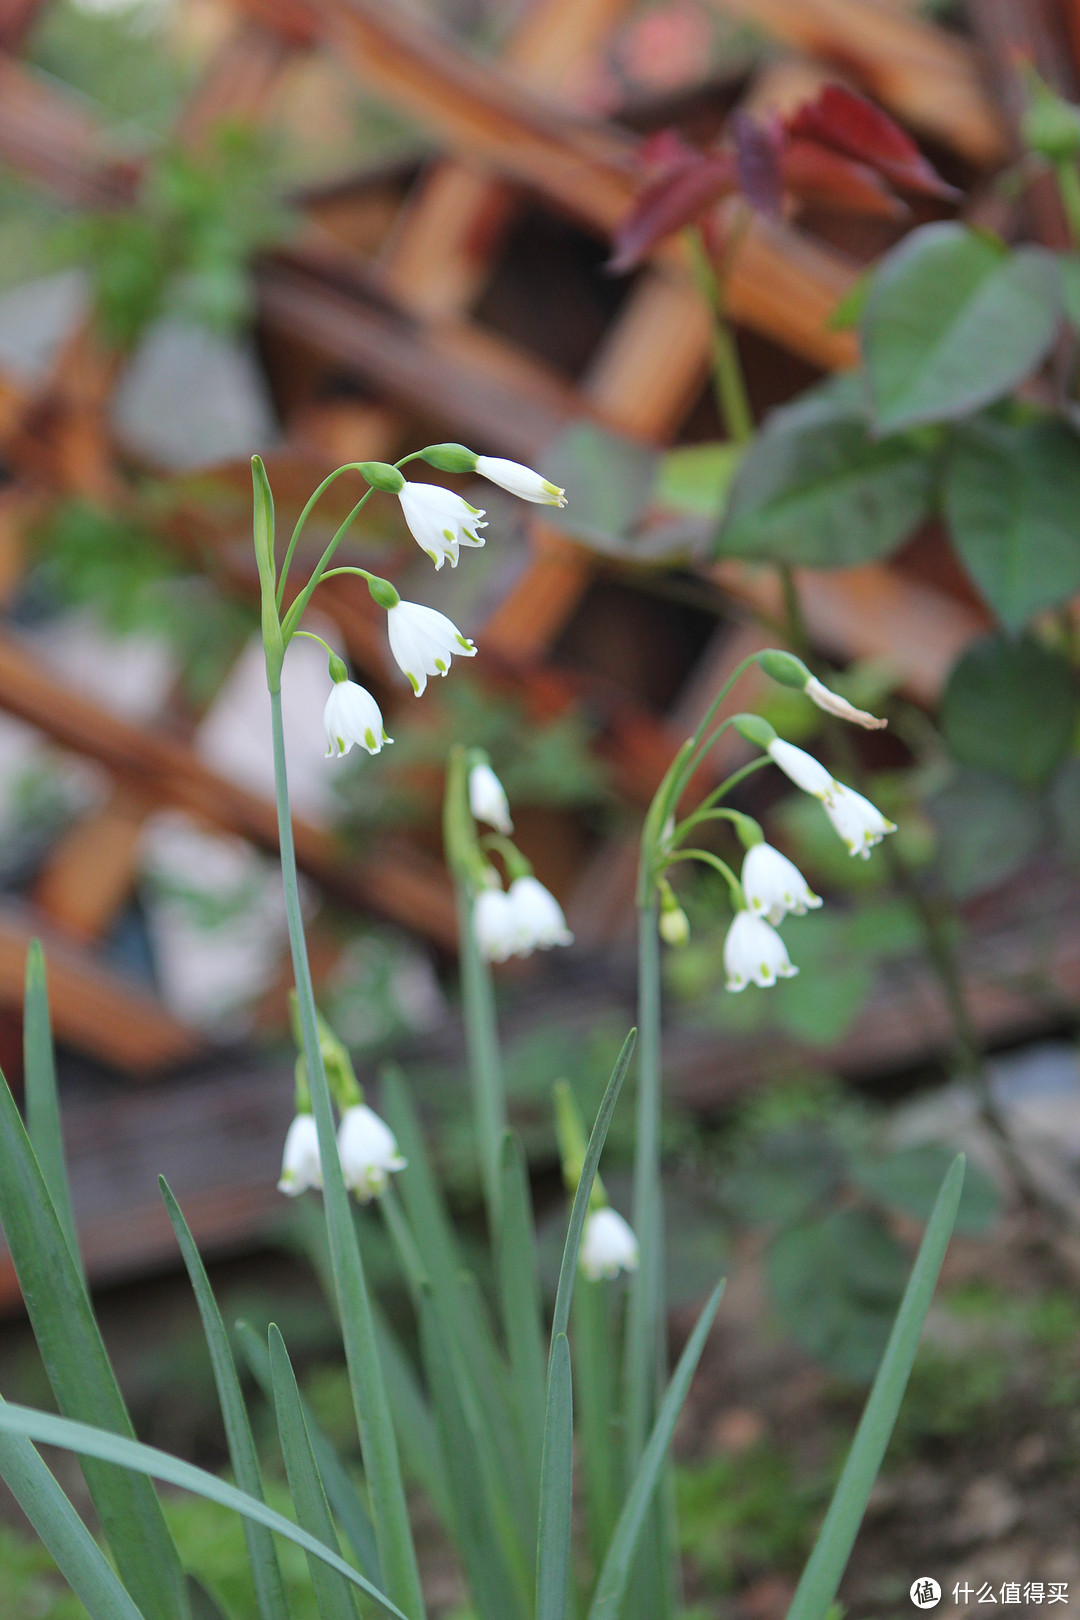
<box><xmin>276</xmin><ymin>464</ymin><xmax>371</xmax><ymax>611</ymax></box>
<box><xmin>664</xmin><ymin>848</ymin><xmax>745</xmax><ymax>910</ymax></box>
<box><xmin>669</xmin><ymin>757</ymin><xmax>772</xmax><ymax>847</ymax></box>
<box><xmin>280</xmin><ymin>490</ymin><xmax>377</xmax><ymax>640</ymax></box>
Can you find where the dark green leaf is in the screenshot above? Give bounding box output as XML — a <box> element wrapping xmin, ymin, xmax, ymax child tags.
<box><xmin>852</xmin><ymin>1145</ymin><xmax>1000</xmax><ymax>1235</ymax></box>
<box><xmin>724</xmin><ymin>1127</ymin><xmax>845</xmax><ymax>1226</ymax></box>
<box><xmin>862</xmin><ymin>224</ymin><xmax>1060</xmax><ymax>431</ymax></box>
<box><xmin>161</xmin><ymin>1180</ymin><xmax>291</xmax><ymax>1620</ymax></box>
<box><xmin>535</xmin><ymin>1333</ymin><xmax>573</xmax><ymax>1620</ymax></box>
<box><xmin>269</xmin><ymin>1325</ymin><xmax>358</xmax><ymax>1620</ymax></box>
<box><xmin>653</xmin><ymin>442</ymin><xmax>741</xmax><ymax>517</ymax></box>
<box><xmin>767</xmin><ymin>1211</ymin><xmax>910</xmax><ymax>1381</ymax></box>
<box><xmin>498</xmin><ymin>1132</ymin><xmax>547</xmax><ymax>1497</ymax></box>
<box><xmin>0</xmin><ymin>1066</ymin><xmax>186</xmax><ymax>1620</ymax></box>
<box><xmin>541</xmin><ymin>423</ymin><xmax>658</xmax><ymax>549</ymax></box>
<box><xmin>186</xmin><ymin>1577</ymin><xmax>231</xmax><ymax>1620</ymax></box>
<box><xmin>0</xmin><ymin>1399</ymin><xmax>407</xmax><ymax>1618</ymax></box>
<box><xmin>940</xmin><ymin>634</ymin><xmax>1077</xmax><ymax>787</ymax></box>
<box><xmin>715</xmin><ymin>378</ymin><xmax>933</xmax><ymax>567</ymax></box>
<box><xmin>785</xmin><ymin>1157</ymin><xmax>964</xmax><ymax>1620</ymax></box>
<box><xmin>23</xmin><ymin>942</ymin><xmax>81</xmax><ymax>1280</ymax></box>
<box><xmin>944</xmin><ymin>417</ymin><xmax>1080</xmax><ymax>628</ymax></box>
<box><xmin>928</xmin><ymin>768</ymin><xmax>1045</xmax><ymax>899</ymax></box>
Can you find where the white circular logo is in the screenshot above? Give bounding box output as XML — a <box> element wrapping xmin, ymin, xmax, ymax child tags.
<box><xmin>910</xmin><ymin>1579</ymin><xmax>941</xmax><ymax>1609</ymax></box>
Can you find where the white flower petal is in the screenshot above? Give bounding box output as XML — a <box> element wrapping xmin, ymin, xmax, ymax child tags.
<box><xmin>469</xmin><ymin>763</ymin><xmax>513</xmax><ymax>834</ymax></box>
<box><xmin>741</xmin><ymin>843</ymin><xmax>821</xmax><ymax>923</ymax></box>
<box><xmin>278</xmin><ymin>1113</ymin><xmax>322</xmax><ymax>1196</ymax></box>
<box><xmin>323</xmin><ymin>681</ymin><xmax>390</xmax><ymax>758</ymax></box>
<box><xmin>386</xmin><ymin>601</ymin><xmax>476</xmax><ymax>696</ymax></box>
<box><xmin>398</xmin><ymin>483</ymin><xmax>486</xmax><ymax>568</ymax></box>
<box><xmin>508</xmin><ymin>875</ymin><xmax>573</xmax><ymax>955</ymax></box>
<box><xmin>580</xmin><ymin>1208</ymin><xmax>639</xmax><ymax>1280</ymax></box>
<box><xmin>723</xmin><ymin>910</ymin><xmax>798</xmax><ymax>991</ymax></box>
<box><xmin>805</xmin><ymin>676</ymin><xmax>886</xmax><ymax>731</ymax></box>
<box><xmin>767</xmin><ymin>739</ymin><xmax>837</xmax><ymax>801</ymax></box>
<box><xmin>337</xmin><ymin>1104</ymin><xmax>406</xmax><ymax>1203</ymax></box>
<box><xmin>475</xmin><ymin>456</ymin><xmax>567</xmax><ymax>507</ymax></box>
<box><xmin>823</xmin><ymin>783</ymin><xmax>896</xmax><ymax>859</ymax></box>
<box><xmin>473</xmin><ymin>887</ymin><xmax>519</xmax><ymax>962</ymax></box>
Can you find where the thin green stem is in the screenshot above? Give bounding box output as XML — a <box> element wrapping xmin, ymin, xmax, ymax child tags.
<box><xmin>1055</xmin><ymin>158</ymin><xmax>1080</xmax><ymax>248</ymax></box>
<box><xmin>672</xmin><ymin>756</ymin><xmax>772</xmax><ymax>843</ymax></box>
<box><xmin>280</xmin><ymin>489</ymin><xmax>376</xmax><ymax>641</ymax></box>
<box><xmin>665</xmin><ymin>849</ymin><xmax>743</xmax><ymax>908</ymax></box>
<box><xmin>666</xmin><ymin>805</ymin><xmax>759</xmax><ymax>849</ymax></box>
<box><xmin>684</xmin><ymin>228</ymin><xmax>754</xmax><ymax>446</ymax></box>
<box><xmin>624</xmin><ymin>901</ymin><xmax>662</xmax><ymax>1473</ymax></box>
<box><xmin>276</xmin><ymin>464</ymin><xmax>368</xmax><ymax>611</ymax></box>
<box><xmin>293</xmin><ymin>630</ymin><xmax>338</xmax><ymax>660</ymax></box>
<box><xmin>269</xmin><ymin>689</ymin><xmax>425</xmax><ymax>1620</ymax></box>
<box><xmin>455</xmin><ymin>878</ymin><xmax>508</xmax><ymax>1241</ymax></box>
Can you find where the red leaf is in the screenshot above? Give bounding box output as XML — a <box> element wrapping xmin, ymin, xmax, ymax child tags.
<box><xmin>787</xmin><ymin>85</ymin><xmax>960</xmax><ymax>202</ymax></box>
<box><xmin>609</xmin><ymin>148</ymin><xmax>738</xmax><ymax>271</ymax></box>
<box><xmin>781</xmin><ymin>138</ymin><xmax>910</xmax><ymax>218</ymax></box>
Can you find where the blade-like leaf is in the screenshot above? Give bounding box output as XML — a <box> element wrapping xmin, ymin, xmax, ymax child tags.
<box><xmin>0</xmin><ymin>1402</ymin><xmax>143</xmax><ymax>1620</ymax></box>
<box><xmin>535</xmin><ymin>1333</ymin><xmax>574</xmax><ymax>1620</ymax></box>
<box><xmin>236</xmin><ymin>1320</ymin><xmax>382</xmax><ymax>1583</ymax></box>
<box><xmin>498</xmin><ymin>1132</ymin><xmax>547</xmax><ymax>1495</ymax></box>
<box><xmin>784</xmin><ymin>1156</ymin><xmax>965</xmax><ymax>1620</ymax></box>
<box><xmin>574</xmin><ymin>1277</ymin><xmax>620</xmax><ymax>1568</ymax></box>
<box><xmin>23</xmin><ymin>941</ymin><xmax>81</xmax><ymax>1279</ymax></box>
<box><xmin>0</xmin><ymin>1066</ymin><xmax>186</xmax><ymax>1620</ymax></box>
<box><xmin>269</xmin><ymin>1325</ymin><xmax>358</xmax><ymax>1620</ymax></box>
<box><xmin>588</xmin><ymin>1279</ymin><xmax>725</xmax><ymax>1620</ymax></box>
<box><xmin>187</xmin><ymin>1577</ymin><xmax>231</xmax><ymax>1620</ymax></box>
<box><xmin>161</xmin><ymin>1180</ymin><xmax>291</xmax><ymax>1620</ymax></box>
<box><xmin>0</xmin><ymin>1399</ymin><xmax>409</xmax><ymax>1620</ymax></box>
<box><xmin>551</xmin><ymin>1030</ymin><xmax>637</xmax><ymax>1352</ymax></box>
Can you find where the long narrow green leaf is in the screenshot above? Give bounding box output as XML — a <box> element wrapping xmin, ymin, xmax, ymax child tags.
<box><xmin>187</xmin><ymin>1577</ymin><xmax>231</xmax><ymax>1620</ymax></box>
<box><xmin>236</xmin><ymin>1320</ymin><xmax>381</xmax><ymax>1582</ymax></box>
<box><xmin>574</xmin><ymin>1278</ymin><xmax>620</xmax><ymax>1571</ymax></box>
<box><xmin>551</xmin><ymin>1030</ymin><xmax>637</xmax><ymax>1353</ymax></box>
<box><xmin>588</xmin><ymin>1279</ymin><xmax>725</xmax><ymax>1620</ymax></box>
<box><xmin>23</xmin><ymin>941</ymin><xmax>81</xmax><ymax>1279</ymax></box>
<box><xmin>417</xmin><ymin>1291</ymin><xmax>526</xmax><ymax>1620</ymax></box>
<box><xmin>0</xmin><ymin>1399</ymin><xmax>409</xmax><ymax>1620</ymax></box>
<box><xmin>498</xmin><ymin>1132</ymin><xmax>547</xmax><ymax>1497</ymax></box>
<box><xmin>0</xmin><ymin>1403</ymin><xmax>143</xmax><ymax>1620</ymax></box>
<box><xmin>0</xmin><ymin>1066</ymin><xmax>186</xmax><ymax>1620</ymax></box>
<box><xmin>535</xmin><ymin>1333</ymin><xmax>574</xmax><ymax>1620</ymax></box>
<box><xmin>784</xmin><ymin>1155</ymin><xmax>966</xmax><ymax>1620</ymax></box>
<box><xmin>161</xmin><ymin>1179</ymin><xmax>291</xmax><ymax>1620</ymax></box>
<box><xmin>269</xmin><ymin>1325</ymin><xmax>358</xmax><ymax>1620</ymax></box>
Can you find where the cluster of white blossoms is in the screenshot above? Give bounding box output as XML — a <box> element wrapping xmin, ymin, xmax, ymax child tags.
<box><xmin>278</xmin><ymin>1103</ymin><xmax>407</xmax><ymax>1203</ymax></box>
<box><xmin>467</xmin><ymin>760</ymin><xmax>574</xmax><ymax>962</ymax></box>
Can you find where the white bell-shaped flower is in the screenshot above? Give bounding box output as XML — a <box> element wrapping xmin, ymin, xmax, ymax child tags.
<box><xmin>397</xmin><ymin>483</ymin><xmax>486</xmax><ymax>570</ymax></box>
<box><xmin>823</xmin><ymin>783</ymin><xmax>896</xmax><ymax>859</ymax></box>
<box><xmin>741</xmin><ymin>843</ymin><xmax>822</xmax><ymax>926</ymax></box>
<box><xmin>278</xmin><ymin>1113</ymin><xmax>322</xmax><ymax>1197</ymax></box>
<box><xmin>469</xmin><ymin>762</ymin><xmax>513</xmax><ymax>834</ymax></box>
<box><xmin>323</xmin><ymin>680</ymin><xmax>391</xmax><ymax>758</ymax></box>
<box><xmin>474</xmin><ymin>456</ymin><xmax>567</xmax><ymax>507</ymax></box>
<box><xmin>805</xmin><ymin>676</ymin><xmax>886</xmax><ymax>731</ymax></box>
<box><xmin>508</xmin><ymin>874</ymin><xmax>573</xmax><ymax>954</ymax></box>
<box><xmin>766</xmin><ymin>739</ymin><xmax>837</xmax><ymax>801</ymax></box>
<box><xmin>724</xmin><ymin>909</ymin><xmax>799</xmax><ymax>991</ymax></box>
<box><xmin>337</xmin><ymin>1104</ymin><xmax>407</xmax><ymax>1202</ymax></box>
<box><xmin>386</xmin><ymin>601</ymin><xmax>477</xmax><ymax>696</ymax></box>
<box><xmin>473</xmin><ymin>886</ymin><xmax>519</xmax><ymax>962</ymax></box>
<box><xmin>580</xmin><ymin>1208</ymin><xmax>640</xmax><ymax>1280</ymax></box>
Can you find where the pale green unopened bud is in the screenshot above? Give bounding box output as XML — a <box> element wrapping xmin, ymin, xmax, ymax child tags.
<box><xmin>419</xmin><ymin>443</ymin><xmax>479</xmax><ymax>473</ymax></box>
<box><xmin>365</xmin><ymin>573</ymin><xmax>401</xmax><ymax>610</ymax></box>
<box><xmin>732</xmin><ymin>713</ymin><xmax>778</xmax><ymax>750</ymax></box>
<box><xmin>659</xmin><ymin>904</ymin><xmax>690</xmax><ymax>947</ymax></box>
<box><xmin>360</xmin><ymin>460</ymin><xmax>406</xmax><ymax>493</ymax></box>
<box><xmin>328</xmin><ymin>650</ymin><xmax>348</xmax><ymax>684</ymax></box>
<box><xmin>758</xmin><ymin>649</ymin><xmax>811</xmax><ymax>690</ymax></box>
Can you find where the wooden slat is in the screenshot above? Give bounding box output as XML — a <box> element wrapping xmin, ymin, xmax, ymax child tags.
<box><xmin>703</xmin><ymin>0</ymin><xmax>1007</xmax><ymax>165</ymax></box>
<box><xmin>0</xmin><ymin>903</ymin><xmax>199</xmax><ymax>1073</ymax></box>
<box><xmin>175</xmin><ymin>20</ymin><xmax>293</xmax><ymax>147</ymax></box>
<box><xmin>0</xmin><ymin>629</ymin><xmax>458</xmax><ymax>947</ymax></box>
<box><xmin>0</xmin><ymin>56</ymin><xmax>138</xmax><ymax>209</ymax></box>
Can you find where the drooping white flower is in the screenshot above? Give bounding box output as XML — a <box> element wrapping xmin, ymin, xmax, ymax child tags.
<box><xmin>580</xmin><ymin>1207</ymin><xmax>640</xmax><ymax>1280</ymax></box>
<box><xmin>278</xmin><ymin>1113</ymin><xmax>322</xmax><ymax>1197</ymax></box>
<box><xmin>397</xmin><ymin>483</ymin><xmax>486</xmax><ymax>570</ymax></box>
<box><xmin>474</xmin><ymin>456</ymin><xmax>567</xmax><ymax>507</ymax></box>
<box><xmin>741</xmin><ymin>843</ymin><xmax>822</xmax><ymax>926</ymax></box>
<box><xmin>767</xmin><ymin>739</ymin><xmax>837</xmax><ymax>801</ymax></box>
<box><xmin>469</xmin><ymin>762</ymin><xmax>513</xmax><ymax>834</ymax></box>
<box><xmin>323</xmin><ymin>680</ymin><xmax>391</xmax><ymax>758</ymax></box>
<box><xmin>473</xmin><ymin>886</ymin><xmax>519</xmax><ymax>962</ymax></box>
<box><xmin>508</xmin><ymin>874</ymin><xmax>573</xmax><ymax>954</ymax></box>
<box><xmin>822</xmin><ymin>783</ymin><xmax>897</xmax><ymax>859</ymax></box>
<box><xmin>386</xmin><ymin>601</ymin><xmax>477</xmax><ymax>696</ymax></box>
<box><xmin>337</xmin><ymin>1104</ymin><xmax>407</xmax><ymax>1202</ymax></box>
<box><xmin>723</xmin><ymin>910</ymin><xmax>798</xmax><ymax>992</ymax></box>
<box><xmin>804</xmin><ymin>676</ymin><xmax>886</xmax><ymax>731</ymax></box>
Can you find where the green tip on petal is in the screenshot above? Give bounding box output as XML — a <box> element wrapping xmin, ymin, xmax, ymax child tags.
<box><xmin>364</xmin><ymin>728</ymin><xmax>377</xmax><ymax>750</ymax></box>
<box><xmin>407</xmin><ymin>672</ymin><xmax>420</xmax><ymax>694</ymax></box>
<box><xmin>435</xmin><ymin>658</ymin><xmax>447</xmax><ymax>673</ymax></box>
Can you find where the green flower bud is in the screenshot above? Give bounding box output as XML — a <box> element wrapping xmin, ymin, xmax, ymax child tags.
<box><xmin>365</xmin><ymin>573</ymin><xmax>401</xmax><ymax>610</ymax></box>
<box><xmin>359</xmin><ymin>461</ymin><xmax>406</xmax><ymax>493</ymax></box>
<box><xmin>418</xmin><ymin>443</ymin><xmax>479</xmax><ymax>473</ymax></box>
<box><xmin>758</xmin><ymin>649</ymin><xmax>811</xmax><ymax>690</ymax></box>
<box><xmin>732</xmin><ymin>713</ymin><xmax>778</xmax><ymax>750</ymax></box>
<box><xmin>327</xmin><ymin>650</ymin><xmax>348</xmax><ymax>684</ymax></box>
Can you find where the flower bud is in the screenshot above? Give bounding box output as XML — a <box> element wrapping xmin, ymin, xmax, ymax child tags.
<box><xmin>359</xmin><ymin>461</ymin><xmax>405</xmax><ymax>493</ymax></box>
<box><xmin>758</xmin><ymin>649</ymin><xmax>811</xmax><ymax>689</ymax></box>
<box><xmin>658</xmin><ymin>904</ymin><xmax>690</xmax><ymax>947</ymax></box>
<box><xmin>732</xmin><ymin>713</ymin><xmax>778</xmax><ymax>750</ymax></box>
<box><xmin>419</xmin><ymin>443</ymin><xmax>479</xmax><ymax>473</ymax></box>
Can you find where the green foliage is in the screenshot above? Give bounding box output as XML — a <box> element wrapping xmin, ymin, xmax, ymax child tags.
<box><xmin>676</xmin><ymin>1444</ymin><xmax>823</xmax><ymax>1588</ymax></box>
<box><xmin>714</xmin><ymin>377</ymin><xmax>935</xmax><ymax>568</ymax></box>
<box><xmin>861</xmin><ymin>224</ymin><xmax>1060</xmax><ymax>432</ymax></box>
<box><xmin>28</xmin><ymin>0</ymin><xmax>190</xmax><ymax>134</ymax></box>
<box><xmin>940</xmin><ymin>634</ymin><xmax>1077</xmax><ymax>788</ymax></box>
<box><xmin>926</xmin><ymin>768</ymin><xmax>1046</xmax><ymax>899</ymax></box>
<box><xmin>943</xmin><ymin>417</ymin><xmax>1080</xmax><ymax>630</ymax></box>
<box><xmin>540</xmin><ymin>423</ymin><xmax>659</xmax><ymax>551</ymax></box>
